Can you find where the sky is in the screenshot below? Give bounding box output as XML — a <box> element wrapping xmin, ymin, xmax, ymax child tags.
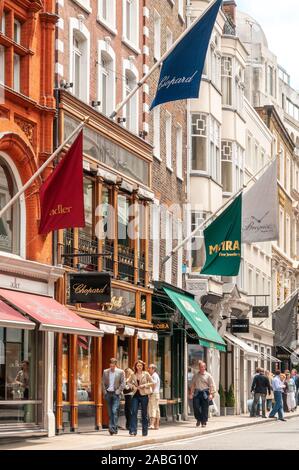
<box><xmin>236</xmin><ymin>0</ymin><xmax>299</xmax><ymax>90</ymax></box>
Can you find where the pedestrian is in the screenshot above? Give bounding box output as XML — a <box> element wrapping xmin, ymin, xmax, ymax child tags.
<box><xmin>268</xmin><ymin>370</ymin><xmax>287</xmax><ymax>421</ymax></box>
<box><xmin>291</xmin><ymin>369</ymin><xmax>299</xmax><ymax>408</ymax></box>
<box><xmin>190</xmin><ymin>360</ymin><xmax>216</xmax><ymax>428</ymax></box>
<box><xmin>286</xmin><ymin>372</ymin><xmax>296</xmax><ymax>411</ymax></box>
<box><xmin>250</xmin><ymin>368</ymin><xmax>271</xmax><ymax>418</ymax></box>
<box><xmin>148</xmin><ymin>364</ymin><xmax>161</xmax><ymax>430</ymax></box>
<box><xmin>124</xmin><ymin>367</ymin><xmax>134</xmax><ymax>430</ymax></box>
<box><xmin>265</xmin><ymin>370</ymin><xmax>274</xmax><ymax>412</ymax></box>
<box><xmin>127</xmin><ymin>360</ymin><xmax>154</xmax><ymax>437</ymax></box>
<box><xmin>281</xmin><ymin>373</ymin><xmax>289</xmax><ymax>412</ymax></box>
<box><xmin>102</xmin><ymin>358</ymin><xmax>125</xmax><ymax>435</ymax></box>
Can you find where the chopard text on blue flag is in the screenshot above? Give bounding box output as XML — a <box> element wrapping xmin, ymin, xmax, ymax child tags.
<box><xmin>150</xmin><ymin>0</ymin><xmax>222</xmax><ymax>110</ymax></box>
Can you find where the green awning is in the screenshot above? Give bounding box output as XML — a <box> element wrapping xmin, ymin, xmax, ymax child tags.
<box><xmin>163</xmin><ymin>287</ymin><xmax>226</xmax><ymax>352</ymax></box>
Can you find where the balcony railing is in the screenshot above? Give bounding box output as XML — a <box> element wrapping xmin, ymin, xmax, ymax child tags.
<box><xmin>77</xmin><ymin>233</ymin><xmax>98</xmax><ymax>271</ymax></box>
<box><xmin>118</xmin><ymin>244</ymin><xmax>135</xmax><ymax>283</ymax></box>
<box><xmin>63</xmin><ymin>229</ymin><xmax>74</xmax><ymax>268</ymax></box>
<box><xmin>139</xmin><ymin>253</ymin><xmax>146</xmax><ymax>287</ymax></box>
<box><xmin>103</xmin><ymin>239</ymin><xmax>114</xmax><ymax>274</ymax></box>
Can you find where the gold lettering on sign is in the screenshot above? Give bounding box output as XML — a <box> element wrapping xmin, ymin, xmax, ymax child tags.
<box><xmin>73</xmin><ymin>283</ymin><xmax>108</xmax><ymax>295</ymax></box>
<box><xmin>49</xmin><ymin>205</ymin><xmax>72</xmax><ymax>216</ymax></box>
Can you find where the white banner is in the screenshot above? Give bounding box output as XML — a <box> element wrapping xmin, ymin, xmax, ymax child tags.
<box><xmin>242</xmin><ymin>160</ymin><xmax>278</xmax><ymax>243</ymax></box>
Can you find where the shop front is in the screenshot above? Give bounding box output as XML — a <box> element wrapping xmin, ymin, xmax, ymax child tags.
<box><xmin>152</xmin><ymin>282</ymin><xmax>226</xmax><ymax>421</ymax></box>
<box><xmin>0</xmin><ymin>255</ymin><xmax>102</xmax><ymax>438</ymax></box>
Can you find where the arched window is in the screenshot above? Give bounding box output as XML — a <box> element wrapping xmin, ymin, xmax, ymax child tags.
<box><xmin>123</xmin><ymin>60</ymin><xmax>138</xmax><ymax>134</ymax></box>
<box><xmin>69</xmin><ymin>19</ymin><xmax>90</xmax><ymax>103</ymax></box>
<box><xmin>98</xmin><ymin>41</ymin><xmax>116</xmax><ymax>116</ymax></box>
<box><xmin>0</xmin><ymin>158</ymin><xmax>20</xmax><ymax>254</ymax></box>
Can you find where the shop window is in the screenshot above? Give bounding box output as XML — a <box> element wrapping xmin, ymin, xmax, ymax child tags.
<box><xmin>117</xmin><ymin>336</ymin><xmax>129</xmax><ymax>371</ymax></box>
<box><xmin>62</xmin><ymin>335</ymin><xmax>69</xmax><ymax>402</ymax></box>
<box><xmin>105</xmin><ymin>288</ymin><xmax>136</xmax><ymax>317</ymax></box>
<box><xmin>0</xmin><ymin>157</ymin><xmax>20</xmax><ymax>255</ymax></box>
<box><xmin>0</xmin><ymin>328</ymin><xmax>39</xmax><ymax>424</ymax></box>
<box><xmin>77</xmin><ymin>336</ymin><xmax>93</xmax><ymax>402</ymax></box>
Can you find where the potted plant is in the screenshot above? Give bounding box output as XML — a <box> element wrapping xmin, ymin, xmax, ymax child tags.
<box><xmin>219</xmin><ymin>384</ymin><xmax>226</xmax><ymax>416</ymax></box>
<box><xmin>225</xmin><ymin>384</ymin><xmax>235</xmax><ymax>415</ymax></box>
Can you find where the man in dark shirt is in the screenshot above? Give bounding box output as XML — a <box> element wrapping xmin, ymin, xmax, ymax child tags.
<box><xmin>250</xmin><ymin>368</ymin><xmax>271</xmax><ymax>418</ymax></box>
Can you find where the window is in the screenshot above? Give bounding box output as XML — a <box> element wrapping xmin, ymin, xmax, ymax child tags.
<box><xmin>191</xmin><ymin>113</ymin><xmax>207</xmax><ymax>172</ymax></box>
<box><xmin>13</xmin><ymin>19</ymin><xmax>21</xmax><ymax>44</ymax></box>
<box><xmin>210</xmin><ymin>117</ymin><xmax>220</xmax><ymax>182</ymax></box>
<box><xmin>166</xmin><ymin>112</ymin><xmax>172</xmax><ymax>170</ymax></box>
<box><xmin>153</xmin><ymin>106</ymin><xmax>160</xmax><ymax>159</ymax></box>
<box><xmin>0</xmin><ymin>11</ymin><xmax>5</xmax><ymax>34</ymax></box>
<box><xmin>77</xmin><ymin>336</ymin><xmax>93</xmax><ymax>402</ymax></box>
<box><xmin>0</xmin><ymin>157</ymin><xmax>20</xmax><ymax>255</ymax></box>
<box><xmin>235</xmin><ymin>65</ymin><xmax>244</xmax><ymax>114</ymax></box>
<box><xmin>123</xmin><ymin>0</ymin><xmax>139</xmax><ymax>48</ymax></box>
<box><xmin>124</xmin><ymin>66</ymin><xmax>138</xmax><ymax>133</ymax></box>
<box><xmin>279</xmin><ymin>146</ymin><xmax>285</xmax><ymax>186</ymax></box>
<box><xmin>177</xmin><ymin>220</ymin><xmax>183</xmax><ymax>287</ymax></box>
<box><xmin>286</xmin><ymin>215</ymin><xmax>290</xmax><ymax>255</ymax></box>
<box><xmin>0</xmin><ymin>46</ymin><xmax>5</xmax><ymax>86</ymax></box>
<box><xmin>13</xmin><ymin>54</ymin><xmax>20</xmax><ymax>93</ymax></box>
<box><xmin>154</xmin><ymin>10</ymin><xmax>161</xmax><ymax>60</ymax></box>
<box><xmin>178</xmin><ymin>0</ymin><xmax>184</xmax><ymax>19</ymax></box>
<box><xmin>221</xmin><ymin>56</ymin><xmax>232</xmax><ymax>106</ymax></box>
<box><xmin>279</xmin><ymin>207</ymin><xmax>284</xmax><ymax>250</ymax></box>
<box><xmin>166</xmin><ymin>27</ymin><xmax>173</xmax><ymax>51</ymax></box>
<box><xmin>235</xmin><ymin>144</ymin><xmax>244</xmax><ymax>191</ymax></box>
<box><xmin>98</xmin><ymin>0</ymin><xmax>116</xmax><ymax>29</ymax></box>
<box><xmin>70</xmin><ymin>19</ymin><xmax>90</xmax><ymax>103</ymax></box>
<box><xmin>221</xmin><ymin>141</ymin><xmax>233</xmax><ymax>193</ymax></box>
<box><xmin>98</xmin><ymin>42</ymin><xmax>116</xmax><ymax>117</ymax></box>
<box><xmin>266</xmin><ymin>65</ymin><xmax>274</xmax><ymax>96</ymax></box>
<box><xmin>151</xmin><ymin>202</ymin><xmax>160</xmax><ymax>281</ymax></box>
<box><xmin>210</xmin><ymin>42</ymin><xmax>220</xmax><ymax>88</ymax></box>
<box><xmin>176</xmin><ymin>125</ymin><xmax>183</xmax><ymax>179</ymax></box>
<box><xmin>165</xmin><ymin>212</ymin><xmax>172</xmax><ymax>283</ymax></box>
<box><xmin>191</xmin><ymin>211</ymin><xmax>207</xmax><ymax>272</ymax></box>
<box><xmin>286</xmin><ymin>157</ymin><xmax>291</xmax><ymax>193</ymax></box>
<box><xmin>246</xmin><ymin>133</ymin><xmax>252</xmax><ymax>168</ymax></box>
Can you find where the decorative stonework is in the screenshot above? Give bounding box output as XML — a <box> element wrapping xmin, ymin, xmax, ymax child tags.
<box><xmin>14</xmin><ymin>116</ymin><xmax>36</xmax><ymax>146</ymax></box>
<box><xmin>0</xmin><ymin>105</ymin><xmax>9</xmax><ymax>119</ymax></box>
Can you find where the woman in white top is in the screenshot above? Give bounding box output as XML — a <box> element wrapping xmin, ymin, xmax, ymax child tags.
<box><xmin>148</xmin><ymin>364</ymin><xmax>161</xmax><ymax>430</ymax></box>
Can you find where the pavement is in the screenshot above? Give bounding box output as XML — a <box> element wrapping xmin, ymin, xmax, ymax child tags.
<box><xmin>135</xmin><ymin>416</ymin><xmax>299</xmax><ymax>450</ymax></box>
<box><xmin>1</xmin><ymin>409</ymin><xmax>299</xmax><ymax>450</ymax></box>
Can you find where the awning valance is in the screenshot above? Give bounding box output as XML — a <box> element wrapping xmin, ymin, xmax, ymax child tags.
<box><xmin>137</xmin><ymin>329</ymin><xmax>158</xmax><ymax>341</ymax></box>
<box><xmin>0</xmin><ymin>289</ymin><xmax>101</xmax><ymax>336</ymax></box>
<box><xmin>0</xmin><ymin>300</ymin><xmax>35</xmax><ymax>330</ymax></box>
<box><xmin>123</xmin><ymin>326</ymin><xmax>135</xmax><ymax>336</ymax></box>
<box><xmin>99</xmin><ymin>323</ymin><xmax>117</xmax><ymax>334</ymax></box>
<box><xmin>224</xmin><ymin>332</ymin><xmax>260</xmax><ymax>358</ymax></box>
<box><xmin>163</xmin><ymin>287</ymin><xmax>226</xmax><ymax>352</ymax></box>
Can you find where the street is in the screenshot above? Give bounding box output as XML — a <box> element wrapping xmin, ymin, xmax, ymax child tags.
<box><xmin>132</xmin><ymin>417</ymin><xmax>299</xmax><ymax>450</ymax></box>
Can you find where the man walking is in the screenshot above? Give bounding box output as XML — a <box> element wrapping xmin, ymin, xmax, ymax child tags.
<box><xmin>250</xmin><ymin>368</ymin><xmax>271</xmax><ymax>418</ymax></box>
<box><xmin>102</xmin><ymin>358</ymin><xmax>125</xmax><ymax>435</ymax></box>
<box><xmin>268</xmin><ymin>369</ymin><xmax>287</xmax><ymax>421</ymax></box>
<box><xmin>190</xmin><ymin>361</ymin><xmax>216</xmax><ymax>428</ymax></box>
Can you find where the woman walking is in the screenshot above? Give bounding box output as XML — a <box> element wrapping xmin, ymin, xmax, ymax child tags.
<box><xmin>127</xmin><ymin>360</ymin><xmax>154</xmax><ymax>437</ymax></box>
<box><xmin>281</xmin><ymin>373</ymin><xmax>289</xmax><ymax>412</ymax></box>
<box><xmin>124</xmin><ymin>368</ymin><xmax>134</xmax><ymax>430</ymax></box>
<box><xmin>148</xmin><ymin>364</ymin><xmax>161</xmax><ymax>430</ymax></box>
<box><xmin>286</xmin><ymin>372</ymin><xmax>296</xmax><ymax>411</ymax></box>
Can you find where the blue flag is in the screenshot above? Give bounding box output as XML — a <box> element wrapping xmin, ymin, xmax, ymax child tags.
<box><xmin>150</xmin><ymin>0</ymin><xmax>222</xmax><ymax>110</ymax></box>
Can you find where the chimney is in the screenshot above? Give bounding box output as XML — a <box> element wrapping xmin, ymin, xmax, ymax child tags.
<box><xmin>222</xmin><ymin>0</ymin><xmax>237</xmax><ymax>27</ymax></box>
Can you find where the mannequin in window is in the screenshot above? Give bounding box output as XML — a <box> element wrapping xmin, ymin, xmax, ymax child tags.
<box><xmin>14</xmin><ymin>360</ymin><xmax>29</xmax><ymax>399</ymax></box>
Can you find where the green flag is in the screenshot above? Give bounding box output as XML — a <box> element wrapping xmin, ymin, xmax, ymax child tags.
<box><xmin>201</xmin><ymin>195</ymin><xmax>242</xmax><ymax>276</ymax></box>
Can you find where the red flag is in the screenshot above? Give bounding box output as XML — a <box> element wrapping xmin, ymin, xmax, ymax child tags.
<box><xmin>39</xmin><ymin>131</ymin><xmax>85</xmax><ymax>234</ymax></box>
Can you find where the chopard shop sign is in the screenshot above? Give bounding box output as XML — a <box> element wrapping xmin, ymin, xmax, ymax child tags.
<box><xmin>69</xmin><ymin>272</ymin><xmax>111</xmax><ymax>304</ymax></box>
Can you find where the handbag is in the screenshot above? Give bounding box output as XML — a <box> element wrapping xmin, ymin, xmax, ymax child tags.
<box><xmin>123</xmin><ymin>385</ymin><xmax>133</xmax><ymax>395</ymax></box>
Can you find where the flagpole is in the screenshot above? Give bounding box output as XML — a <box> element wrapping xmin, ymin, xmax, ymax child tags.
<box><xmin>162</xmin><ymin>156</ymin><xmax>277</xmax><ymax>265</ymax></box>
<box><xmin>0</xmin><ymin>117</ymin><xmax>89</xmax><ymax>221</ymax></box>
<box><xmin>109</xmin><ymin>0</ymin><xmax>220</xmax><ymax>119</ymax></box>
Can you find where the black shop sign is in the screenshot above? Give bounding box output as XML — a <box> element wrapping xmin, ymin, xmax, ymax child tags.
<box><xmin>252</xmin><ymin>306</ymin><xmax>269</xmax><ymax>318</ymax></box>
<box><xmin>231</xmin><ymin>318</ymin><xmax>249</xmax><ymax>333</ymax></box>
<box><xmin>69</xmin><ymin>272</ymin><xmax>111</xmax><ymax>304</ymax></box>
